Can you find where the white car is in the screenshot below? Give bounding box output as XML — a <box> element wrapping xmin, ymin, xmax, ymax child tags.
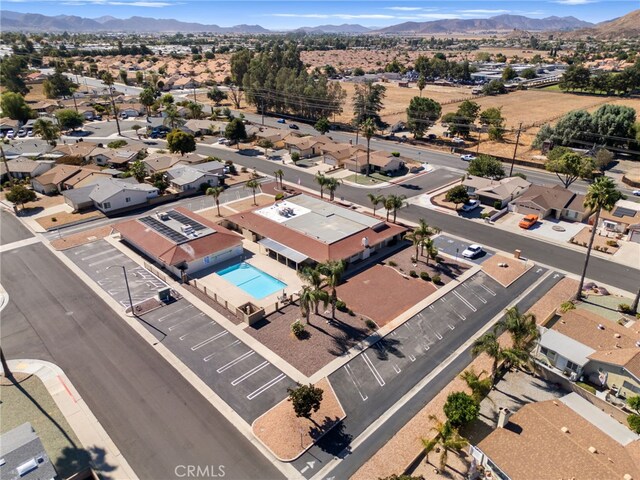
<box><xmin>633</xmin><ymin>190</ymin><xmax>640</xmax><ymax>196</ymax></box>
<box><xmin>461</xmin><ymin>199</ymin><xmax>480</xmax><ymax>211</ymax></box>
<box><xmin>460</xmin><ymin>154</ymin><xmax>476</xmax><ymax>161</ymax></box>
<box><xmin>462</xmin><ymin>244</ymin><xmax>483</xmax><ymax>259</ymax></box>
<box><xmin>6</xmin><ymin>130</ymin><xmax>15</xmax><ymax>139</ymax></box>
<box><xmin>217</xmin><ymin>138</ymin><xmax>229</xmax><ymax>145</ymax></box>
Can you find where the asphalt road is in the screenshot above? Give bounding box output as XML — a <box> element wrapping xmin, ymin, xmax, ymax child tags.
<box><xmin>0</xmin><ymin>210</ymin><xmax>34</xmax><ymax>245</ymax></box>
<box><xmin>0</xmin><ymin>242</ymin><xmax>283</xmax><ymax>480</ymax></box>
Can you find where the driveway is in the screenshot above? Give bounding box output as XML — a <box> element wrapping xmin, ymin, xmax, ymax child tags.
<box><xmin>497</xmin><ymin>213</ymin><xmax>584</xmax><ymax>243</ymax></box>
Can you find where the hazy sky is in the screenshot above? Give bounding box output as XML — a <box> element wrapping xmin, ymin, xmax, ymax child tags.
<box><xmin>2</xmin><ymin>0</ymin><xmax>638</xmax><ymax>29</ymax></box>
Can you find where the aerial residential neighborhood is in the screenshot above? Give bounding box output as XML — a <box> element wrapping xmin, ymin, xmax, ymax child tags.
<box><xmin>1</xmin><ymin>2</ymin><xmax>639</xmax><ymax>480</ymax></box>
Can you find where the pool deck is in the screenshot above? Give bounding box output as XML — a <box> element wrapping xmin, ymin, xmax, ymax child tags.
<box><xmin>218</xmin><ymin>263</ymin><xmax>287</xmax><ymax>300</ymax></box>
<box><xmin>190</xmin><ymin>240</ymin><xmax>304</xmax><ymax>311</ymax></box>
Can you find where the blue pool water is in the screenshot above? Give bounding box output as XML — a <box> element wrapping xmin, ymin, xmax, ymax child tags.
<box><xmin>216</xmin><ymin>262</ymin><xmax>287</xmax><ymax>300</ymax></box>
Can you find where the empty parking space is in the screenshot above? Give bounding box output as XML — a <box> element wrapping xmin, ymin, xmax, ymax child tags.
<box><xmin>433</xmin><ymin>234</ymin><xmax>495</xmax><ymax>264</ymax></box>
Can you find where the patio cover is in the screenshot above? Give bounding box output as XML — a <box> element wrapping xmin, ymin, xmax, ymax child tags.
<box><xmin>258</xmin><ymin>237</ymin><xmax>308</xmax><ymax>264</ymax></box>
<box><xmin>539</xmin><ymin>328</ymin><xmax>595</xmax><ymax>367</ymax></box>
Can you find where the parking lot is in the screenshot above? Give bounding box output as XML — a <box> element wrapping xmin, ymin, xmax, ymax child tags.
<box><xmin>433</xmin><ymin>234</ymin><xmax>495</xmax><ymax>264</ymax></box>
<box><xmin>67</xmin><ymin>240</ymin><xmax>167</xmax><ymax>307</ymax></box>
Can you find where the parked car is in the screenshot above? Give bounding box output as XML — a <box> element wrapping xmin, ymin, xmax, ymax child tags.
<box><xmin>277</xmin><ymin>118</ymin><xmax>286</xmax><ymax>124</ymax></box>
<box><xmin>519</xmin><ymin>214</ymin><xmax>539</xmax><ymax>229</ymax></box>
<box><xmin>119</xmin><ymin>112</ymin><xmax>128</xmax><ymax>119</ymax></box>
<box><xmin>452</xmin><ymin>137</ymin><xmax>465</xmax><ymax>144</ymax></box>
<box><xmin>94</xmin><ymin>115</ymin><xmax>102</xmax><ymax>121</ymax></box>
<box><xmin>462</xmin><ymin>244</ymin><xmax>483</xmax><ymax>259</ymax></box>
<box><xmin>633</xmin><ymin>190</ymin><xmax>640</xmax><ymax>196</ymax></box>
<box><xmin>6</xmin><ymin>130</ymin><xmax>15</xmax><ymax>139</ymax></box>
<box><xmin>27</xmin><ymin>130</ymin><xmax>34</xmax><ymax>137</ymax></box>
<box><xmin>289</xmin><ymin>124</ymin><xmax>299</xmax><ymax>130</ymax></box>
<box><xmin>17</xmin><ymin>128</ymin><xmax>27</xmax><ymax>137</ymax></box>
<box><xmin>460</xmin><ymin>154</ymin><xmax>476</xmax><ymax>161</ymax></box>
<box><xmin>461</xmin><ymin>199</ymin><xmax>480</xmax><ymax>212</ymax></box>
<box><xmin>427</xmin><ymin>133</ymin><xmax>437</xmax><ymax>141</ymax></box>
<box><xmin>217</xmin><ymin>138</ymin><xmax>229</xmax><ymax>145</ymax></box>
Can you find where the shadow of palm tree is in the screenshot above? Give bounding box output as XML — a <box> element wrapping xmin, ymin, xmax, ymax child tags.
<box><xmin>371</xmin><ymin>337</ymin><xmax>405</xmax><ymax>361</ymax></box>
<box><xmin>55</xmin><ymin>445</ymin><xmax>116</xmax><ymax>480</ymax></box>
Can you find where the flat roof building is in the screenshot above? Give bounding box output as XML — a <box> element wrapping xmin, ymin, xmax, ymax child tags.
<box><xmin>0</xmin><ymin>422</ymin><xmax>58</xmax><ymax>480</ymax></box>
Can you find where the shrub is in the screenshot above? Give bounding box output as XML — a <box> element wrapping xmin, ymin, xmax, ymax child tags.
<box><xmin>291</xmin><ymin>152</ymin><xmax>300</xmax><ymax>163</ymax></box>
<box><xmin>107</xmin><ymin>139</ymin><xmax>128</xmax><ymax>148</ymax></box>
<box><xmin>291</xmin><ymin>320</ymin><xmax>306</xmax><ymax>339</ymax></box>
<box><xmin>560</xmin><ymin>301</ymin><xmax>576</xmax><ymax>313</ymax></box>
<box><xmin>606</xmin><ymin>240</ymin><xmax>618</xmax><ymax>247</ymax></box>
<box><xmin>409</xmin><ymin>270</ymin><xmax>418</xmax><ymax>278</ymax></box>
<box><xmin>388</xmin><ymin>260</ymin><xmax>398</xmax><ymax>267</ymax></box>
<box><xmin>364</xmin><ymin>319</ymin><xmax>377</xmax><ymax>330</ymax></box>
<box><xmin>391</xmin><ymin>151</ymin><xmax>400</xmax><ymax>157</ymax></box>
<box><xmin>576</xmin><ymin>381</ymin><xmax>596</xmax><ymax>394</ymax></box>
<box><xmin>335</xmin><ymin>300</ymin><xmax>347</xmax><ymax>312</ymax></box>
<box><xmin>619</xmin><ymin>303</ymin><xmax>632</xmax><ymax>313</ymax></box>
<box><xmin>51</xmin><ymin>217</ymin><xmax>57</xmax><ymax>222</ymax></box>
<box><xmin>444</xmin><ymin>391</ymin><xmax>479</xmax><ymax>427</ymax></box>
<box><xmin>602</xmin><ymin>246</ymin><xmax>609</xmax><ymax>253</ymax></box>
<box><xmin>420</xmin><ymin>271</ymin><xmax>430</xmax><ymax>281</ymax></box>
<box><xmin>432</xmin><ymin>274</ymin><xmax>442</xmax><ymax>284</ymax></box>
<box><xmin>348</xmin><ymin>309</ymin><xmax>356</xmax><ymax>316</ymax></box>
<box><xmin>275</xmin><ymin>193</ymin><xmax>284</xmax><ymax>200</ymax></box>
<box><xmin>627</xmin><ymin>414</ymin><xmax>640</xmax><ymax>434</ymax></box>
<box><xmin>493</xmin><ymin>200</ymin><xmax>502</xmax><ymax>209</ymax></box>
<box><xmin>480</xmin><ymin>212</ymin><xmax>491</xmax><ymax>219</ymax></box>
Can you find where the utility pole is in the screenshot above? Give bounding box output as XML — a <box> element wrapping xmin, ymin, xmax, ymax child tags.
<box><xmin>476</xmin><ymin>127</ymin><xmax>481</xmax><ymax>154</ymax></box>
<box><xmin>261</xmin><ymin>98</ymin><xmax>265</xmax><ymax>126</ymax></box>
<box><xmin>509</xmin><ymin>122</ymin><xmax>523</xmax><ymax>177</ymax></box>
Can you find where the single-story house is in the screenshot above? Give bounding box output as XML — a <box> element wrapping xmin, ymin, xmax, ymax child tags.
<box><xmin>119</xmin><ymin>104</ymin><xmax>145</xmax><ymax>118</ymax></box>
<box><xmin>3</xmin><ymin>139</ymin><xmax>54</xmax><ymax>159</ymax></box>
<box><xmin>30</xmin><ymin>100</ymin><xmax>59</xmax><ymax>114</ymax></box>
<box><xmin>0</xmin><ymin>118</ymin><xmax>19</xmax><ymax>134</ymax></box>
<box><xmin>319</xmin><ymin>142</ymin><xmax>367</xmax><ymax>166</ymax></box>
<box><xmin>344</xmin><ymin>150</ymin><xmax>407</xmax><ymax>174</ymax></box>
<box><xmin>598</xmin><ymin>200</ymin><xmax>640</xmax><ymax>235</ymax></box>
<box><xmin>142</xmin><ymin>152</ymin><xmax>204</xmax><ymax>175</ymax></box>
<box><xmin>252</xmin><ymin>127</ymin><xmax>292</xmax><ymax>149</ymax></box>
<box><xmin>463</xmin><ymin>176</ymin><xmax>531</xmax><ymax>208</ymax></box>
<box><xmin>52</xmin><ymin>142</ymin><xmax>99</xmax><ymax>162</ymax></box>
<box><xmin>0</xmin><ymin>422</ymin><xmax>58</xmax><ymax>480</ymax></box>
<box><xmin>114</xmin><ymin>207</ymin><xmax>243</xmax><ymax>277</ymax></box>
<box><xmin>26</xmin><ymin>71</ymin><xmax>49</xmax><ymax>83</ymax></box>
<box><xmin>89</xmin><ymin>147</ymin><xmax>139</xmax><ymax>168</ymax></box>
<box><xmin>510</xmin><ymin>184</ymin><xmax>590</xmax><ymax>222</ymax></box>
<box><xmin>284</xmin><ymin>135</ymin><xmax>333</xmax><ymax>158</ymax></box>
<box><xmin>77</xmin><ymin>106</ymin><xmax>96</xmax><ymax>120</ymax></box>
<box><xmin>181</xmin><ymin>120</ymin><xmax>216</xmax><ymax>136</ymax></box>
<box><xmin>0</xmin><ymin>158</ymin><xmax>55</xmax><ymax>183</ymax></box>
<box><xmin>160</xmin><ymin>106</ymin><xmax>188</xmax><ymax>118</ymax></box>
<box><xmin>62</xmin><ymin>167</ymin><xmax>115</xmax><ymax>190</ymax></box>
<box><xmin>172</xmin><ymin>77</ymin><xmax>201</xmax><ymax>90</ymax></box>
<box><xmin>165</xmin><ymin>161</ymin><xmax>224</xmax><ymax>193</ymax></box>
<box><xmin>31</xmin><ymin>164</ymin><xmax>83</xmax><ymax>194</ymax></box>
<box><xmin>64</xmin><ymin>177</ymin><xmax>159</xmax><ymax>214</ymax></box>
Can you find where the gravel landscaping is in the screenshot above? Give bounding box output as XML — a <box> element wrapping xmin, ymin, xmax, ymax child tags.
<box><xmin>50</xmin><ymin>225</ymin><xmax>113</xmax><ymax>250</ymax></box>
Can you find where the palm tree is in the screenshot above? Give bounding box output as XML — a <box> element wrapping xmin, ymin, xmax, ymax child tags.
<box><xmin>206</xmin><ymin>186</ymin><xmax>224</xmax><ymax>216</ymax></box>
<box><xmin>383</xmin><ymin>195</ymin><xmax>394</xmax><ymax>222</ymax></box>
<box><xmin>32</xmin><ymin>118</ymin><xmax>60</xmax><ymax>145</ymax></box>
<box><xmin>361</xmin><ymin>118</ymin><xmax>376</xmax><ymax>176</ymax></box>
<box><xmin>500</xmin><ymin>307</ymin><xmax>539</xmax><ymax>351</ymax></box>
<box><xmin>299</xmin><ymin>285</ymin><xmax>313</xmax><ymax>324</ymax></box>
<box><xmin>163</xmin><ymin>105</ymin><xmax>184</xmax><ymax>130</ymax></box>
<box><xmin>259</xmin><ymin>139</ymin><xmax>274</xmax><ymax>159</ymax></box>
<box><xmin>325</xmin><ymin>177</ymin><xmax>342</xmax><ymax>201</ymax></box>
<box><xmin>187</xmin><ymin>101</ymin><xmax>203</xmax><ymax>120</ymax></box>
<box><xmin>245</xmin><ymin>179</ymin><xmax>260</xmax><ymax>205</ymax></box>
<box><xmin>471</xmin><ymin>331</ymin><xmax>503</xmax><ymax>386</ymax></box>
<box><xmin>274</xmin><ymin>169</ymin><xmax>284</xmax><ymax>189</ymax></box>
<box><xmin>298</xmin><ymin>265</ymin><xmax>326</xmax><ymax>315</ymax></box>
<box><xmin>415</xmin><ymin>219</ymin><xmax>440</xmax><ymax>256</ymax></box>
<box><xmin>315</xmin><ymin>173</ymin><xmax>328</xmax><ymax>199</ymax></box>
<box><xmin>421</xmin><ymin>416</ymin><xmax>468</xmax><ymax>473</ymax></box>
<box><xmin>101</xmin><ymin>72</ymin><xmax>122</xmax><ymax>136</ymax></box>
<box><xmin>423</xmin><ymin>237</ymin><xmax>439</xmax><ymax>266</ymax></box>
<box><xmin>385</xmin><ymin>194</ymin><xmax>406</xmax><ymax>223</ymax></box>
<box><xmin>460</xmin><ymin>368</ymin><xmax>492</xmax><ymax>404</ymax></box>
<box><xmin>577</xmin><ymin>176</ymin><xmax>624</xmax><ymax>298</ymax></box>
<box><xmin>404</xmin><ymin>229</ymin><xmax>422</xmax><ymax>261</ymax></box>
<box><xmin>318</xmin><ymin>260</ymin><xmax>345</xmax><ymax>319</ymax></box>
<box><xmin>367</xmin><ymin>193</ymin><xmax>384</xmax><ymax>217</ymax></box>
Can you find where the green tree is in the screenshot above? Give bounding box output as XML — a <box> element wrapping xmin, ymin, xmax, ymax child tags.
<box><xmin>361</xmin><ymin>118</ymin><xmax>376</xmax><ymax>176</ymax></box>
<box><xmin>405</xmin><ymin>229</ymin><xmax>423</xmax><ymax>262</ymax></box>
<box><xmin>502</xmin><ymin>65</ymin><xmax>517</xmax><ymax>82</ymax></box>
<box><xmin>257</xmin><ymin>138</ymin><xmax>274</xmax><ymax>158</ymax></box>
<box><xmin>479</xmin><ymin>107</ymin><xmax>506</xmax><ymax>141</ymax></box>
<box><xmin>421</xmin><ymin>416</ymin><xmax>468</xmax><ymax>473</ymax></box>
<box><xmin>224</xmin><ymin>118</ymin><xmax>247</xmax><ymax>148</ymax></box>
<box><xmin>0</xmin><ymin>92</ymin><xmax>33</xmax><ymax>122</ymax></box>
<box><xmin>187</xmin><ymin>101</ymin><xmax>203</xmax><ymax>120</ymax></box>
<box><xmin>245</xmin><ymin>179</ymin><xmax>260</xmax><ymax>205</ymax></box>
<box><xmin>273</xmin><ymin>169</ymin><xmax>284</xmax><ymax>189</ymax></box>
<box><xmin>32</xmin><ymin>118</ymin><xmax>60</xmax><ymax>145</ymax></box>
<box><xmin>500</xmin><ymin>306</ymin><xmax>539</xmax><ymax>351</ymax></box>
<box><xmin>520</xmin><ymin>68</ymin><xmax>537</xmax><ymax>80</ymax></box>
<box><xmin>417</xmin><ymin>74</ymin><xmax>426</xmax><ymax>97</ymax></box>
<box><xmin>315</xmin><ymin>173</ymin><xmax>328</xmax><ymax>199</ymax></box>
<box><xmin>384</xmin><ymin>194</ymin><xmax>406</xmax><ymax>223</ymax></box>
<box><xmin>101</xmin><ymin>72</ymin><xmax>122</xmax><ymax>136</ymax></box>
<box><xmin>367</xmin><ymin>193</ymin><xmax>384</xmax><ymax>217</ymax></box>
<box><xmin>406</xmin><ymin>97</ymin><xmax>441</xmax><ymax>139</ymax></box>
<box><xmin>0</xmin><ymin>55</ymin><xmax>28</xmax><ymax>95</ymax></box>
<box><xmin>352</xmin><ymin>80</ymin><xmax>387</xmax><ymax>128</ymax></box>
<box><xmin>43</xmin><ymin>68</ymin><xmax>75</xmax><ymax>98</ymax></box>
<box><xmin>595</xmin><ymin>148</ymin><xmax>614</xmax><ymax>172</ymax></box>
<box><xmin>443</xmin><ymin>391</ymin><xmax>479</xmax><ymax>427</ymax></box>
<box><xmin>318</xmin><ymin>260</ymin><xmax>346</xmax><ymax>319</ymax></box>
<box><xmin>206</xmin><ymin>186</ymin><xmax>224</xmax><ymax>216</ymax></box>
<box><xmin>167</xmin><ymin>130</ymin><xmax>196</xmax><ymax>156</ymax></box>
<box><xmin>467</xmin><ymin>155</ymin><xmax>505</xmax><ymax>179</ymax></box>
<box><xmin>139</xmin><ymin>87</ymin><xmax>156</xmax><ymax>117</ymax></box>
<box><xmin>445</xmin><ymin>185</ymin><xmax>470</xmax><ymax>210</ymax></box>
<box><xmin>460</xmin><ymin>368</ymin><xmax>492</xmax><ymax>404</ymax></box>
<box><xmin>545</xmin><ymin>110</ymin><xmax>593</xmax><ymax>148</ymax></box>
<box><xmin>163</xmin><ymin>105</ymin><xmax>185</xmax><ymax>130</ymax></box>
<box><xmin>545</xmin><ymin>151</ymin><xmax>595</xmax><ymax>188</ymax></box>
<box><xmin>482</xmin><ymin>79</ymin><xmax>506</xmax><ymax>95</ymax></box>
<box><xmin>207</xmin><ymin>87</ymin><xmax>227</xmax><ymax>105</ymax></box>
<box><xmin>150</xmin><ymin>172</ymin><xmax>169</xmax><ymax>193</ymax></box>
<box><xmin>6</xmin><ymin>184</ymin><xmax>36</xmax><ymax>209</ymax></box>
<box><xmin>577</xmin><ymin>177</ymin><xmax>624</xmax><ymax>297</ymax></box>
<box><xmin>314</xmin><ymin>117</ymin><xmax>331</xmax><ymax>134</ymax></box>
<box><xmin>472</xmin><ymin>331</ymin><xmax>503</xmax><ymax>385</ymax></box>
<box><xmin>128</xmin><ymin>160</ymin><xmax>147</xmax><ymax>182</ymax></box>
<box><xmin>591</xmin><ymin>104</ymin><xmax>636</xmax><ymax>147</ymax></box>
<box><xmin>559</xmin><ymin>64</ymin><xmax>591</xmax><ymax>91</ymax></box>
<box><xmin>55</xmin><ymin>109</ymin><xmax>84</xmax><ymax>131</ymax></box>
<box><xmin>325</xmin><ymin>177</ymin><xmax>341</xmax><ymax>201</ymax></box>
<box><xmin>230</xmin><ymin>48</ymin><xmax>253</xmax><ymax>86</ymax></box>
<box><xmin>287</xmin><ymin>383</ymin><xmax>323</xmax><ymax>420</ymax></box>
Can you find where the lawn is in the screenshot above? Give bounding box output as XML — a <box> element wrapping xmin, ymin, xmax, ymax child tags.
<box><xmin>344</xmin><ymin>172</ymin><xmax>392</xmax><ymax>185</ymax></box>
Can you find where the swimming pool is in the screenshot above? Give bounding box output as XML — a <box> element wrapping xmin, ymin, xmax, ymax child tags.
<box><xmin>216</xmin><ymin>262</ymin><xmax>287</xmax><ymax>300</ymax></box>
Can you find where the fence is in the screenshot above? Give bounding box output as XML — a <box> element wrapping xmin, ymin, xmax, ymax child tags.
<box><xmin>189</xmin><ymin>277</ymin><xmax>240</xmax><ymax>317</ymax></box>
<box><xmin>143</xmin><ymin>261</ymin><xmax>169</xmax><ymax>283</ymax></box>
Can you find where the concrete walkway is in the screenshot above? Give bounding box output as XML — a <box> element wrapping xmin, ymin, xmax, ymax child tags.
<box><xmin>4</xmin><ymin>359</ymin><xmax>138</xmax><ymax>480</ymax></box>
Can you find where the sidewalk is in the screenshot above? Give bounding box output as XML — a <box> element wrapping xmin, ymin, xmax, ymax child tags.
<box><xmin>4</xmin><ymin>359</ymin><xmax>138</xmax><ymax>480</ymax></box>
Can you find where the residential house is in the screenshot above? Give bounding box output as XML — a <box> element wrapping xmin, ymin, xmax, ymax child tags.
<box><xmin>114</xmin><ymin>207</ymin><xmax>243</xmax><ymax>277</ymax></box>
<box><xmin>52</xmin><ymin>142</ymin><xmax>99</xmax><ymax>162</ymax></box>
<box><xmin>344</xmin><ymin>150</ymin><xmax>408</xmax><ymax>174</ymax></box>
<box><xmin>31</xmin><ymin>164</ymin><xmax>83</xmax><ymax>194</ymax></box>
<box><xmin>471</xmin><ymin>393</ymin><xmax>640</xmax><ymax>480</ymax></box>
<box><xmin>0</xmin><ymin>117</ymin><xmax>19</xmax><ymax>135</ymax></box>
<box><xmin>64</xmin><ymin>177</ymin><xmax>159</xmax><ymax>214</ymax></box>
<box><xmin>160</xmin><ymin>105</ymin><xmax>188</xmax><ymax>118</ymax></box>
<box><xmin>165</xmin><ymin>161</ymin><xmax>225</xmax><ymax>193</ymax></box>
<box><xmin>284</xmin><ymin>135</ymin><xmax>333</xmax><ymax>158</ymax></box>
<box><xmin>61</xmin><ymin>167</ymin><xmax>115</xmax><ymax>190</ymax></box>
<box><xmin>30</xmin><ymin>100</ymin><xmax>59</xmax><ymax>115</ymax></box>
<box><xmin>598</xmin><ymin>200</ymin><xmax>640</xmax><ymax>235</ymax></box>
<box><xmin>0</xmin><ymin>422</ymin><xmax>58</xmax><ymax>480</ymax></box>
<box><xmin>252</xmin><ymin>127</ymin><xmax>291</xmax><ymax>149</ymax></box>
<box><xmin>0</xmin><ymin>158</ymin><xmax>55</xmax><ymax>183</ymax></box>
<box><xmin>119</xmin><ymin>104</ymin><xmax>145</xmax><ymax>118</ymax></box>
<box><xmin>510</xmin><ymin>184</ymin><xmax>590</xmax><ymax>222</ymax></box>
<box><xmin>463</xmin><ymin>176</ymin><xmax>531</xmax><ymax>208</ymax></box>
<box><xmin>142</xmin><ymin>152</ymin><xmax>204</xmax><ymax>175</ymax></box>
<box><xmin>77</xmin><ymin>106</ymin><xmax>97</xmax><ymax>121</ymax></box>
<box><xmin>3</xmin><ymin>139</ymin><xmax>53</xmax><ymax>159</ymax></box>
<box><xmin>181</xmin><ymin>119</ymin><xmax>217</xmax><ymax>137</ymax></box>
<box><xmin>89</xmin><ymin>147</ymin><xmax>139</xmax><ymax>168</ymax></box>
<box><xmin>172</xmin><ymin>76</ymin><xmax>201</xmax><ymax>90</ymax></box>
<box><xmin>25</xmin><ymin>71</ymin><xmax>48</xmax><ymax>83</ymax></box>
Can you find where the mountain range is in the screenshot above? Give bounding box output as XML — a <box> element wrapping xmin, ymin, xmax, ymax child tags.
<box><xmin>0</xmin><ymin>10</ymin><xmax>637</xmax><ymax>36</ymax></box>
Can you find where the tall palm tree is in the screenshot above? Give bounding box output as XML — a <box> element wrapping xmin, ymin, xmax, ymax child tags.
<box><xmin>32</xmin><ymin>118</ymin><xmax>60</xmax><ymax>145</ymax></box>
<box><xmin>298</xmin><ymin>265</ymin><xmax>326</xmax><ymax>315</ymax></box>
<box><xmin>577</xmin><ymin>176</ymin><xmax>624</xmax><ymax>298</ymax></box>
<box><xmin>423</xmin><ymin>237</ymin><xmax>439</xmax><ymax>266</ymax></box>
<box><xmin>471</xmin><ymin>331</ymin><xmax>503</xmax><ymax>386</ymax></box>
<box><xmin>386</xmin><ymin>194</ymin><xmax>406</xmax><ymax>223</ymax></box>
<box><xmin>367</xmin><ymin>193</ymin><xmax>384</xmax><ymax>217</ymax></box>
<box><xmin>206</xmin><ymin>186</ymin><xmax>224</xmax><ymax>216</ymax></box>
<box><xmin>499</xmin><ymin>307</ymin><xmax>539</xmax><ymax>351</ymax></box>
<box><xmin>273</xmin><ymin>169</ymin><xmax>284</xmax><ymax>189</ymax></box>
<box><xmin>460</xmin><ymin>368</ymin><xmax>492</xmax><ymax>404</ymax></box>
<box><xmin>299</xmin><ymin>285</ymin><xmax>313</xmax><ymax>325</ymax></box>
<box><xmin>163</xmin><ymin>105</ymin><xmax>184</xmax><ymax>130</ymax></box>
<box><xmin>361</xmin><ymin>118</ymin><xmax>376</xmax><ymax>177</ymax></box>
<box><xmin>187</xmin><ymin>101</ymin><xmax>203</xmax><ymax>120</ymax></box>
<box><xmin>315</xmin><ymin>173</ymin><xmax>328</xmax><ymax>199</ymax></box>
<box><xmin>325</xmin><ymin>177</ymin><xmax>342</xmax><ymax>201</ymax></box>
<box><xmin>101</xmin><ymin>72</ymin><xmax>121</xmax><ymax>136</ymax></box>
<box><xmin>245</xmin><ymin>179</ymin><xmax>260</xmax><ymax>205</ymax></box>
<box><xmin>415</xmin><ymin>219</ymin><xmax>440</xmax><ymax>256</ymax></box>
<box><xmin>421</xmin><ymin>416</ymin><xmax>468</xmax><ymax>473</ymax></box>
<box><xmin>383</xmin><ymin>195</ymin><xmax>394</xmax><ymax>222</ymax></box>
<box><xmin>404</xmin><ymin>229</ymin><xmax>423</xmax><ymax>261</ymax></box>
<box><xmin>318</xmin><ymin>260</ymin><xmax>345</xmax><ymax>319</ymax></box>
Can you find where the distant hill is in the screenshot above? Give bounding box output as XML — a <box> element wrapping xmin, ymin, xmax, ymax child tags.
<box><xmin>0</xmin><ymin>11</ymin><xmax>270</xmax><ymax>33</ymax></box>
<box><xmin>563</xmin><ymin>9</ymin><xmax>640</xmax><ymax>39</ymax></box>
<box><xmin>375</xmin><ymin>14</ymin><xmax>593</xmax><ymax>34</ymax></box>
<box><xmin>294</xmin><ymin>24</ymin><xmax>371</xmax><ymax>34</ymax></box>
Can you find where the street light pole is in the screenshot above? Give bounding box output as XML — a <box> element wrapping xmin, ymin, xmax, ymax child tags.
<box><xmin>107</xmin><ymin>265</ymin><xmax>133</xmax><ymax>313</ymax></box>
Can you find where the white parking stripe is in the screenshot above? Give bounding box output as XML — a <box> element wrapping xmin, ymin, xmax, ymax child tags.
<box><xmin>478</xmin><ymin>283</ymin><xmax>497</xmax><ymax>296</ymax></box>
<box><xmin>409</xmin><ymin>354</ymin><xmax>416</xmax><ymax>362</ymax></box>
<box><xmin>247</xmin><ymin>373</ymin><xmax>286</xmax><ymax>400</ymax></box>
<box><xmin>362</xmin><ymin>353</ymin><xmax>385</xmax><ymax>387</ymax></box>
<box><xmin>462</xmin><ymin>283</ymin><xmax>488</xmax><ymax>303</ymax></box>
<box><xmin>81</xmin><ymin>250</ymin><xmax>112</xmax><ymax>261</ymax></box>
<box><xmin>453</xmin><ymin>291</ymin><xmax>477</xmax><ymax>312</ymax></box>
<box><xmin>157</xmin><ymin>305</ymin><xmax>193</xmax><ymax>322</ymax></box>
<box><xmin>168</xmin><ymin>313</ymin><xmax>205</xmax><ymax>331</ymax></box>
<box><xmin>203</xmin><ymin>340</ymin><xmax>240</xmax><ymax>361</ymax></box>
<box><xmin>191</xmin><ymin>331</ymin><xmax>228</xmax><ymax>351</ymax></box>
<box><xmin>231</xmin><ymin>361</ymin><xmax>269</xmax><ymax>386</ymax></box>
<box><xmin>89</xmin><ymin>254</ymin><xmax>123</xmax><ymax>267</ymax></box>
<box><xmin>393</xmin><ymin>364</ymin><xmax>401</xmax><ymax>374</ymax></box>
<box><xmin>216</xmin><ymin>351</ymin><xmax>254</xmax><ymax>373</ymax></box>
<box><xmin>344</xmin><ymin>364</ymin><xmax>368</xmax><ymax>401</ymax></box>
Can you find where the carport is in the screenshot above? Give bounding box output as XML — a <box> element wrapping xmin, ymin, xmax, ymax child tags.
<box><xmin>258</xmin><ymin>237</ymin><xmax>308</xmax><ymax>270</ymax></box>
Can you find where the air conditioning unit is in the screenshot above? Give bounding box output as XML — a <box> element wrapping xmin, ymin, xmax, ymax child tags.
<box><xmin>157</xmin><ymin>212</ymin><xmax>169</xmax><ymax>221</ymax></box>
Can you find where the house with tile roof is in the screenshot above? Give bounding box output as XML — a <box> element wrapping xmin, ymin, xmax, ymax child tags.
<box><xmin>319</xmin><ymin>142</ymin><xmax>366</xmax><ymax>166</ymax></box>
<box><xmin>343</xmin><ymin>150</ymin><xmax>409</xmax><ymax>174</ymax></box>
<box><xmin>284</xmin><ymin>135</ymin><xmax>333</xmax><ymax>158</ymax></box>
<box><xmin>472</xmin><ymin>392</ymin><xmax>640</xmax><ymax>480</ymax></box>
<box><xmin>511</xmin><ymin>184</ymin><xmax>591</xmax><ymax>222</ymax></box>
<box><xmin>463</xmin><ymin>176</ymin><xmax>531</xmax><ymax>208</ymax></box>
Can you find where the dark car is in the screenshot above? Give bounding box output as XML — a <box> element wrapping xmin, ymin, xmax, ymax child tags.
<box><xmin>289</xmin><ymin>124</ymin><xmax>299</xmax><ymax>130</ymax></box>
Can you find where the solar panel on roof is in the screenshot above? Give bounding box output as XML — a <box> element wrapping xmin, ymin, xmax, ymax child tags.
<box><xmin>612</xmin><ymin>207</ymin><xmax>637</xmax><ymax>218</ymax></box>
<box><xmin>139</xmin><ymin>216</ymin><xmax>189</xmax><ymax>243</ymax></box>
<box><xmin>166</xmin><ymin>210</ymin><xmax>208</xmax><ymax>231</ymax></box>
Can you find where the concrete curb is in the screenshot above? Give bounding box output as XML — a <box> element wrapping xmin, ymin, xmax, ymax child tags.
<box><xmin>4</xmin><ymin>359</ymin><xmax>139</xmax><ymax>480</ymax></box>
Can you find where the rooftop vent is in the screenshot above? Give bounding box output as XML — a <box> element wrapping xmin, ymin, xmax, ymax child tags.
<box><xmin>588</xmin><ymin>446</ymin><xmax>598</xmax><ymax>454</ymax></box>
<box><xmin>614</xmin><ymin>333</ymin><xmax>621</xmax><ymax>338</ymax></box>
<box><xmin>561</xmin><ymin>426</ymin><xmax>569</xmax><ymax>433</ymax></box>
<box><xmin>598</xmin><ymin>324</ymin><xmax>605</xmax><ymax>330</ymax></box>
